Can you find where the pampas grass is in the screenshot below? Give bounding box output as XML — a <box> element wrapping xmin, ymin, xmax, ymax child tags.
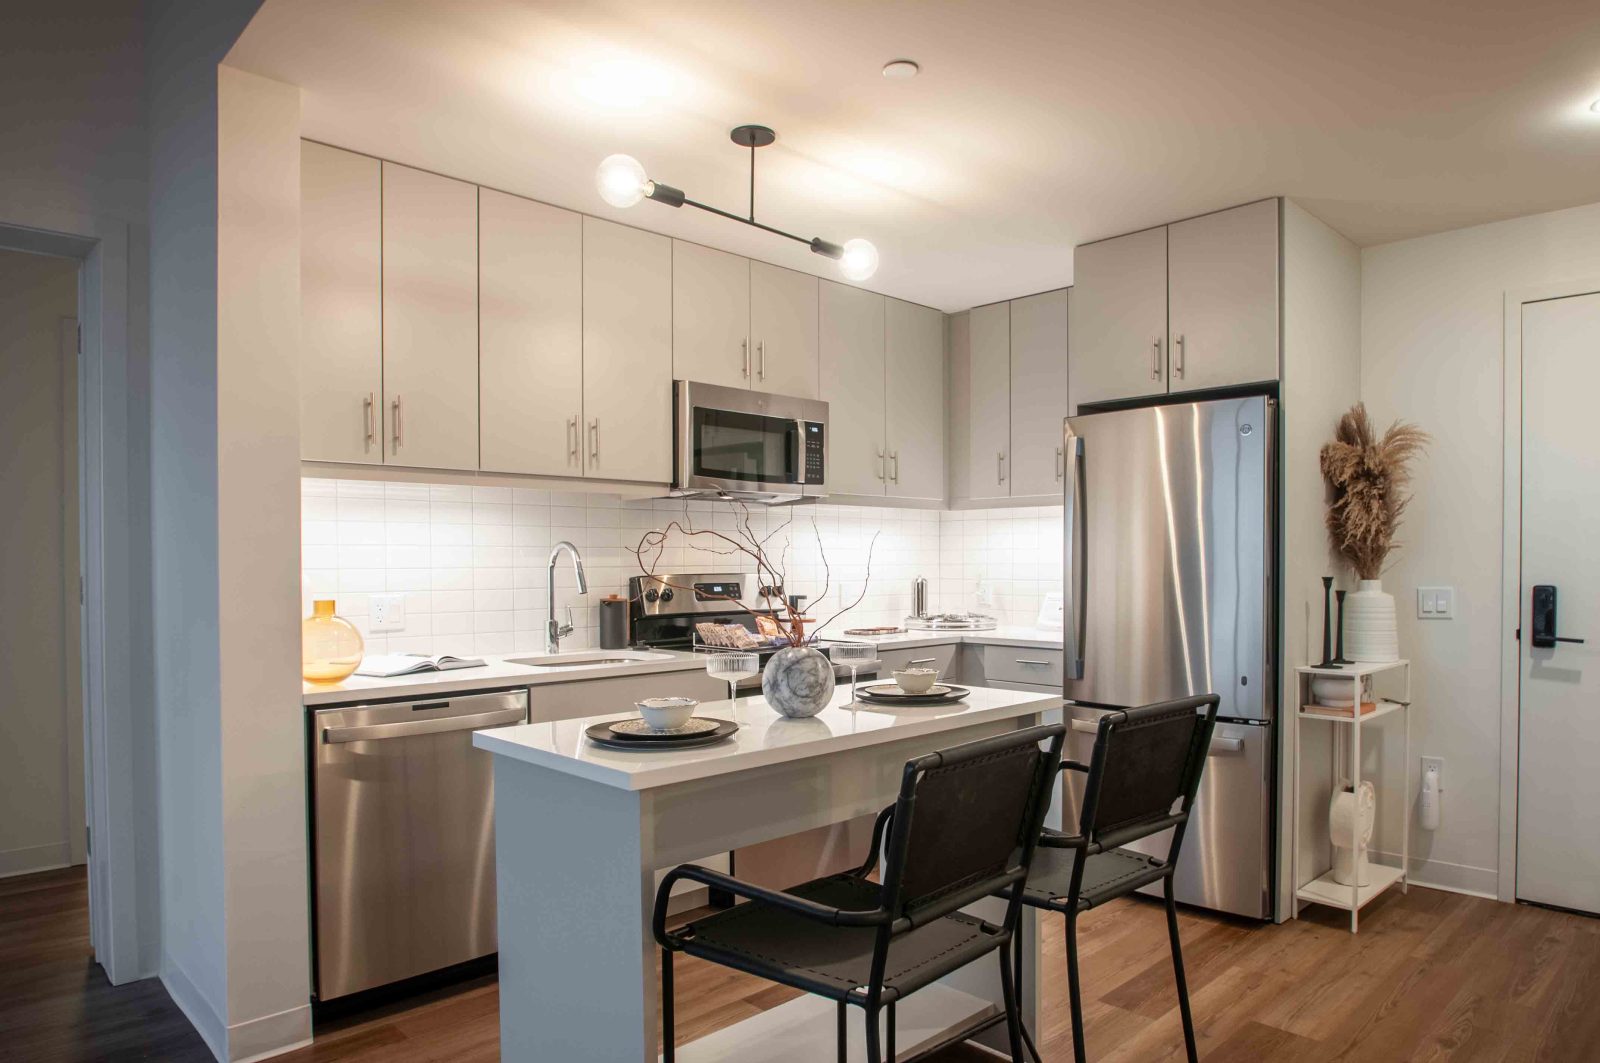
<box><xmin>1320</xmin><ymin>403</ymin><xmax>1429</xmax><ymax>580</ymax></box>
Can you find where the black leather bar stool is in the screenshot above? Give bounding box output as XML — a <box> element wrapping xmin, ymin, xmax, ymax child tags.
<box><xmin>653</xmin><ymin>722</ymin><xmax>1066</xmax><ymax>1063</ymax></box>
<box><xmin>1009</xmin><ymin>694</ymin><xmax>1221</xmax><ymax>1063</ymax></box>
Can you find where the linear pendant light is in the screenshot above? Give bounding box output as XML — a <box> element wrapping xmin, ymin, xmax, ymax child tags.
<box><xmin>595</xmin><ymin>125</ymin><xmax>879</xmax><ymax>281</ymax></box>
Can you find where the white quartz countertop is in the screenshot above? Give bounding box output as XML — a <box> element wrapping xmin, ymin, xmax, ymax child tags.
<box><xmin>834</xmin><ymin>626</ymin><xmax>1065</xmax><ymax>651</ymax></box>
<box><xmin>473</xmin><ymin>685</ymin><xmax>1061</xmax><ymax>791</ymax></box>
<box><xmin>302</xmin><ymin>649</ymin><xmax>710</xmax><ymax>707</ymax></box>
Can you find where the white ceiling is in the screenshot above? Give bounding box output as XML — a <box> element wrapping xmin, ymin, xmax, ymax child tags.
<box><xmin>228</xmin><ymin>0</ymin><xmax>1600</xmax><ymax>312</ymax></box>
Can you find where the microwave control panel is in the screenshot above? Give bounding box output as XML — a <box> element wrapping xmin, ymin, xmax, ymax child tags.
<box><xmin>803</xmin><ymin>422</ymin><xmax>825</xmax><ymax>485</ymax></box>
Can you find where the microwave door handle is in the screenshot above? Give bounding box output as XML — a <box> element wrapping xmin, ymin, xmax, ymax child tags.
<box><xmin>790</xmin><ymin>419</ymin><xmax>804</xmax><ymax>484</ymax></box>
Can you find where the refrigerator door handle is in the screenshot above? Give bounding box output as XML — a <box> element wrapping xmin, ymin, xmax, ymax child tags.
<box><xmin>1208</xmin><ymin>736</ymin><xmax>1245</xmax><ymax>755</ymax></box>
<box><xmin>1062</xmin><ymin>430</ymin><xmax>1087</xmax><ymax>678</ymax></box>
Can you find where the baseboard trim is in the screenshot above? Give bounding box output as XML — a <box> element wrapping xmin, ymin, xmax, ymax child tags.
<box><xmin>1372</xmin><ymin>848</ymin><xmax>1499</xmax><ymax>900</ymax></box>
<box><xmin>0</xmin><ymin>842</ymin><xmax>72</xmax><ymax>878</ymax></box>
<box><xmin>161</xmin><ymin>956</ymin><xmax>227</xmax><ymax>1062</ymax></box>
<box><xmin>229</xmin><ymin>1003</ymin><xmax>313</xmax><ymax>1063</ymax></box>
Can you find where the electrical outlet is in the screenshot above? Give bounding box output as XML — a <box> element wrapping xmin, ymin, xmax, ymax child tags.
<box><xmin>1417</xmin><ymin>586</ymin><xmax>1454</xmax><ymax>619</ymax></box>
<box><xmin>370</xmin><ymin>593</ymin><xmax>405</xmax><ymax>633</ymax></box>
<box><xmin>1421</xmin><ymin>756</ymin><xmax>1444</xmax><ymax>789</ymax></box>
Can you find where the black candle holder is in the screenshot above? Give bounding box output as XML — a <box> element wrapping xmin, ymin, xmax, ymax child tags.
<box><xmin>1332</xmin><ymin>589</ymin><xmax>1354</xmax><ymax>665</ymax></box>
<box><xmin>1317</xmin><ymin>576</ymin><xmax>1340</xmax><ymax>668</ymax></box>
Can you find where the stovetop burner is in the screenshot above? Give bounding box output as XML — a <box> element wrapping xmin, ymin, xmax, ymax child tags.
<box><xmin>904</xmin><ymin>612</ymin><xmax>998</xmax><ymax>631</ymax></box>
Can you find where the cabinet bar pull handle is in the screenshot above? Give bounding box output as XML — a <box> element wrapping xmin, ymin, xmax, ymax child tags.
<box><xmin>1056</xmin><ymin>444</ymin><xmax>1064</xmax><ymax>481</ymax></box>
<box><xmin>877</xmin><ymin>449</ymin><xmax>885</xmax><ymax>480</ymax></box>
<box><xmin>391</xmin><ymin>395</ymin><xmax>402</xmax><ymax>448</ymax></box>
<box><xmin>910</xmin><ymin>657</ymin><xmax>937</xmax><ymax>665</ymax></box>
<box><xmin>1015</xmin><ymin>658</ymin><xmax>1053</xmax><ymax>666</ymax></box>
<box><xmin>1151</xmin><ymin>337</ymin><xmax>1162</xmax><ymax>380</ymax></box>
<box><xmin>890</xmin><ymin>451</ymin><xmax>900</xmax><ymax>483</ymax></box>
<box><xmin>589</xmin><ymin>419</ymin><xmax>600</xmax><ymax>462</ymax></box>
<box><xmin>1173</xmin><ymin>333</ymin><xmax>1185</xmax><ymax>379</ymax></box>
<box><xmin>363</xmin><ymin>393</ymin><xmax>375</xmax><ymax>448</ymax></box>
<box><xmin>998</xmin><ymin>451</ymin><xmax>1007</xmax><ymax>484</ymax></box>
<box><xmin>742</xmin><ymin>339</ymin><xmax>749</xmax><ymax>377</ymax></box>
<box><xmin>757</xmin><ymin>340</ymin><xmax>765</xmax><ymax>380</ymax></box>
<box><xmin>567</xmin><ymin>417</ymin><xmax>578</xmax><ymax>462</ymax></box>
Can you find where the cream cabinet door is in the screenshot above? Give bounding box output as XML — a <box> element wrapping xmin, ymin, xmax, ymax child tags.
<box><xmin>583</xmin><ymin>217</ymin><xmax>672</xmax><ymax>483</ymax></box>
<box><xmin>672</xmin><ymin>241</ymin><xmax>750</xmax><ymax>390</ymax></box>
<box><xmin>300</xmin><ymin>142</ymin><xmax>382</xmax><ymax>463</ymax></box>
<box><xmin>1008</xmin><ymin>288</ymin><xmax>1071</xmax><ymax>499</ymax></box>
<box><xmin>381</xmin><ymin>163</ymin><xmax>479</xmax><ymax>470</ymax></box>
<box><xmin>964</xmin><ymin>302</ymin><xmax>1012</xmax><ymax>501</ymax></box>
<box><xmin>819</xmin><ymin>281</ymin><xmax>886</xmax><ymax>497</ymax></box>
<box><xmin>749</xmin><ymin>261</ymin><xmax>819</xmax><ymax>399</ymax></box>
<box><xmin>884</xmin><ymin>298</ymin><xmax>944</xmax><ymax>502</ymax></box>
<box><xmin>1069</xmin><ymin>225</ymin><xmax>1167</xmax><ymax>409</ymax></box>
<box><xmin>1167</xmin><ymin>198</ymin><xmax>1279</xmax><ymax>393</ymax></box>
<box><xmin>479</xmin><ymin>189</ymin><xmax>583</xmax><ymax>476</ymax></box>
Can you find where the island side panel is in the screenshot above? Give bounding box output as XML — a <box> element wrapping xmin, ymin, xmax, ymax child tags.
<box><xmin>493</xmin><ymin>756</ymin><xmax>657</xmax><ymax>1062</ymax></box>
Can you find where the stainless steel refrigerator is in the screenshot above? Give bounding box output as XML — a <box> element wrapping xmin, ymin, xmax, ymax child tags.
<box><xmin>1061</xmin><ymin>395</ymin><xmax>1276</xmax><ymax>919</ymax></box>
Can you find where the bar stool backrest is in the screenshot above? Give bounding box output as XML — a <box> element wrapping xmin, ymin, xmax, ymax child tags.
<box><xmin>1078</xmin><ymin>695</ymin><xmax>1220</xmax><ymax>854</ymax></box>
<box><xmin>879</xmin><ymin>723</ymin><xmax>1064</xmax><ymax>929</ymax></box>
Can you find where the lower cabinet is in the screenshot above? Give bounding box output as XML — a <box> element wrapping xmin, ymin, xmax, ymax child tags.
<box><xmin>874</xmin><ymin>642</ymin><xmax>960</xmax><ymax>679</ymax></box>
<box><xmin>526</xmin><ymin>670</ymin><xmax>724</xmax><ymax>724</ymax></box>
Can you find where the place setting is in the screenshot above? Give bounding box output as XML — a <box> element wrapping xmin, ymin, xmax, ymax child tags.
<box><xmin>851</xmin><ymin>664</ymin><xmax>971</xmax><ymax>710</ymax></box>
<box><xmin>583</xmin><ymin>696</ymin><xmax>740</xmax><ymax>752</ymax></box>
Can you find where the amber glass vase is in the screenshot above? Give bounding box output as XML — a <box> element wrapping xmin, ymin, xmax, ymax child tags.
<box><xmin>301</xmin><ymin>599</ymin><xmax>364</xmax><ymax>682</ymax></box>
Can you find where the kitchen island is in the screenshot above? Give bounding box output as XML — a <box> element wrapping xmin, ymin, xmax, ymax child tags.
<box><xmin>474</xmin><ymin>685</ymin><xmax>1062</xmax><ymax>1061</ymax></box>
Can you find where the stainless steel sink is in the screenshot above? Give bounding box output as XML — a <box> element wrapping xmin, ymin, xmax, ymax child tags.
<box><xmin>506</xmin><ymin>650</ymin><xmax>674</xmax><ymax>669</ymax></box>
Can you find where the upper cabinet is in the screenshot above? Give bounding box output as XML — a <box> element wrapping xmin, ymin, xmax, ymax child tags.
<box><xmin>1166</xmin><ymin>198</ymin><xmax>1279</xmax><ymax>393</ymax></box>
<box><xmin>672</xmin><ymin>241</ymin><xmax>750</xmax><ymax>391</ymax></box>
<box><xmin>963</xmin><ymin>303</ymin><xmax>1013</xmax><ymax>501</ymax></box>
<box><xmin>1071</xmin><ymin>198</ymin><xmax>1279</xmax><ymax>410</ymax></box>
<box><xmin>300</xmin><ymin>143</ymin><xmax>382</xmax><ymax>464</ymax></box>
<box><xmin>479</xmin><ymin>189</ymin><xmax>583</xmax><ymax>477</ymax></box>
<box><xmin>749</xmin><ymin>261</ymin><xmax>819</xmax><ymax>399</ymax></box>
<box><xmin>819</xmin><ymin>281</ymin><xmax>887</xmax><ymax>497</ymax></box>
<box><xmin>381</xmin><ymin>162</ymin><xmax>480</xmax><ymax>471</ymax></box>
<box><xmin>1008</xmin><ymin>288</ymin><xmax>1071</xmax><ymax>498</ymax></box>
<box><xmin>884</xmin><ymin>298</ymin><xmax>945</xmax><ymax>502</ymax></box>
<box><xmin>1069</xmin><ymin>225</ymin><xmax>1167</xmax><ymax>408</ymax></box>
<box><xmin>583</xmin><ymin>217</ymin><xmax>673</xmax><ymax>483</ymax></box>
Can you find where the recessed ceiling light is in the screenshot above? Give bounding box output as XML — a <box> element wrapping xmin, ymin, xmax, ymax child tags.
<box><xmin>882</xmin><ymin>59</ymin><xmax>920</xmax><ymax>80</ymax></box>
<box><xmin>1591</xmin><ymin>98</ymin><xmax>1600</xmax><ymax>113</ymax></box>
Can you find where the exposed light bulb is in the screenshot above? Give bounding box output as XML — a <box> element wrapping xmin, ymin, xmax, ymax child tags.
<box><xmin>595</xmin><ymin>153</ymin><xmax>648</xmax><ymax>208</ymax></box>
<box><xmin>838</xmin><ymin>239</ymin><xmax>879</xmax><ymax>281</ymax></box>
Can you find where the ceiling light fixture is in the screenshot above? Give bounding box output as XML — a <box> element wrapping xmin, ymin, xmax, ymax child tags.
<box><xmin>593</xmin><ymin>125</ymin><xmax>878</xmax><ymax>281</ymax></box>
<box><xmin>882</xmin><ymin>59</ymin><xmax>920</xmax><ymax>80</ymax></box>
<box><xmin>1591</xmin><ymin>98</ymin><xmax>1600</xmax><ymax>113</ymax></box>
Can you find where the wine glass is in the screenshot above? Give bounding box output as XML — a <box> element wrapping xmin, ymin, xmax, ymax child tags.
<box><xmin>705</xmin><ymin>652</ymin><xmax>760</xmax><ymax>713</ymax></box>
<box><xmin>830</xmin><ymin>643</ymin><xmax>877</xmax><ymax>707</ymax></box>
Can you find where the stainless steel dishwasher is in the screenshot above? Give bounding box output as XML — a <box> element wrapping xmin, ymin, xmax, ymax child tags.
<box><xmin>309</xmin><ymin>688</ymin><xmax>528</xmax><ymax>1000</ymax></box>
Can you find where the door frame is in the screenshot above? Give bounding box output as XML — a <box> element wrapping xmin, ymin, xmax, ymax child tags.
<box><xmin>0</xmin><ymin>212</ymin><xmax>143</xmax><ymax>982</ymax></box>
<box><xmin>1498</xmin><ymin>278</ymin><xmax>1600</xmax><ymax>903</ymax></box>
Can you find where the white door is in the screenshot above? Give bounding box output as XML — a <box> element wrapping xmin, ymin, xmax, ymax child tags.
<box><xmin>1069</xmin><ymin>225</ymin><xmax>1167</xmax><ymax>408</ymax></box>
<box><xmin>479</xmin><ymin>189</ymin><xmax>583</xmax><ymax>476</ymax></box>
<box><xmin>582</xmin><ymin>217</ymin><xmax>672</xmax><ymax>483</ymax></box>
<box><xmin>964</xmin><ymin>302</ymin><xmax>1011</xmax><ymax>501</ymax></box>
<box><xmin>300</xmin><ymin>142</ymin><xmax>382</xmax><ymax>463</ymax></box>
<box><xmin>672</xmin><ymin>241</ymin><xmax>749</xmax><ymax>391</ymax></box>
<box><xmin>884</xmin><ymin>297</ymin><xmax>944</xmax><ymax>502</ymax></box>
<box><xmin>1167</xmin><ymin>198</ymin><xmax>1279</xmax><ymax>393</ymax></box>
<box><xmin>749</xmin><ymin>261</ymin><xmax>818</xmax><ymax>399</ymax></box>
<box><xmin>818</xmin><ymin>280</ymin><xmax>886</xmax><ymax>497</ymax></box>
<box><xmin>1517</xmin><ymin>291</ymin><xmax>1600</xmax><ymax>914</ymax></box>
<box><xmin>382</xmin><ymin>163</ymin><xmax>479</xmax><ymax>470</ymax></box>
<box><xmin>1008</xmin><ymin>288</ymin><xmax>1070</xmax><ymax>499</ymax></box>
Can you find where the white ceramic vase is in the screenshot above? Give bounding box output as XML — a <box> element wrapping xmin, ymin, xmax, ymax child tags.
<box><xmin>1328</xmin><ymin>781</ymin><xmax>1377</xmax><ymax>887</ymax></box>
<box><xmin>1343</xmin><ymin>579</ymin><xmax>1399</xmax><ymax>663</ymax></box>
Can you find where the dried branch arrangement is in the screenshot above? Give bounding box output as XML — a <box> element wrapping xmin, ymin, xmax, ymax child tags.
<box><xmin>1320</xmin><ymin>403</ymin><xmax>1429</xmax><ymax>580</ymax></box>
<box><xmin>630</xmin><ymin>500</ymin><xmax>878</xmax><ymax>647</ymax></box>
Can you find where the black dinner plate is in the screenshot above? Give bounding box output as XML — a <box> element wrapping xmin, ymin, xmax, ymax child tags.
<box><xmin>857</xmin><ymin>682</ymin><xmax>970</xmax><ymax>703</ymax></box>
<box><xmin>584</xmin><ymin>718</ymin><xmax>739</xmax><ymax>751</ymax></box>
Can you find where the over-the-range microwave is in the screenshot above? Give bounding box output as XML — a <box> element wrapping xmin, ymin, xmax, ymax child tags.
<box><xmin>672</xmin><ymin>379</ymin><xmax>827</xmax><ymax>504</ymax></box>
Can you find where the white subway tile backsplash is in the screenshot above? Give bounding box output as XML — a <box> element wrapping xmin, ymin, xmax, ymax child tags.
<box><xmin>302</xmin><ymin>478</ymin><xmax>1065</xmax><ymax>653</ymax></box>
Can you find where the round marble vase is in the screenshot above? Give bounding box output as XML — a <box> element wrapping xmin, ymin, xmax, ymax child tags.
<box><xmin>761</xmin><ymin>646</ymin><xmax>834</xmax><ymax>718</ymax></box>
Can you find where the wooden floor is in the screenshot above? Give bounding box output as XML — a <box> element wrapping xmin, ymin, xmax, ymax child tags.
<box><xmin>7</xmin><ymin>866</ymin><xmax>1600</xmax><ymax>1061</ymax></box>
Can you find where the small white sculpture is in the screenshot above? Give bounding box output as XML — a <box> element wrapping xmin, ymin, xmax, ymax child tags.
<box><xmin>1328</xmin><ymin>781</ymin><xmax>1377</xmax><ymax>886</ymax></box>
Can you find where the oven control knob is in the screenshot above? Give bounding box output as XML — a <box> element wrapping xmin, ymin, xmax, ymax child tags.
<box><xmin>658</xmin><ymin>588</ymin><xmax>675</xmax><ymax>603</ymax></box>
<box><xmin>644</xmin><ymin>588</ymin><xmax>659</xmax><ymax>603</ymax></box>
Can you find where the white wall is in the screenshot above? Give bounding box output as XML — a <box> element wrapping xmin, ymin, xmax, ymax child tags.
<box><xmin>1360</xmin><ymin>198</ymin><xmax>1600</xmax><ymax>897</ymax></box>
<box><xmin>0</xmin><ymin>248</ymin><xmax>84</xmax><ymax>878</ymax></box>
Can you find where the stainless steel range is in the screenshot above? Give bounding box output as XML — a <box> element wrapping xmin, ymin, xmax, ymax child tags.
<box><xmin>627</xmin><ymin>571</ymin><xmax>871</xmax><ymax>689</ymax></box>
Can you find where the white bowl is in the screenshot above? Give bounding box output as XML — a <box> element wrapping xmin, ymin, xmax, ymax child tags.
<box><xmin>892</xmin><ymin>668</ymin><xmax>939</xmax><ymax>695</ymax></box>
<box><xmin>636</xmin><ymin>697</ymin><xmax>697</xmax><ymax>731</ymax></box>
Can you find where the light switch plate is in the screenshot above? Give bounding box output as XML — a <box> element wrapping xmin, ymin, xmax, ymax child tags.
<box><xmin>370</xmin><ymin>592</ymin><xmax>405</xmax><ymax>632</ymax></box>
<box><xmin>1417</xmin><ymin>586</ymin><xmax>1454</xmax><ymax>619</ymax></box>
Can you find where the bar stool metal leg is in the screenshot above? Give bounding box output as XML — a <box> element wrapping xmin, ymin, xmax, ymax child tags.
<box><xmin>661</xmin><ymin>948</ymin><xmax>675</xmax><ymax>1063</ymax></box>
<box><xmin>998</xmin><ymin>943</ymin><xmax>1025</xmax><ymax>1061</ymax></box>
<box><xmin>1165</xmin><ymin>879</ymin><xmax>1199</xmax><ymax>1063</ymax></box>
<box><xmin>887</xmin><ymin>1000</ymin><xmax>896</xmax><ymax>1061</ymax></box>
<box><xmin>865</xmin><ymin>1003</ymin><xmax>883</xmax><ymax>1063</ymax></box>
<box><xmin>837</xmin><ymin>1001</ymin><xmax>847</xmax><ymax>1062</ymax></box>
<box><xmin>1065</xmin><ymin>913</ymin><xmax>1087</xmax><ymax>1063</ymax></box>
<box><xmin>1013</xmin><ymin>935</ymin><xmax>1044</xmax><ymax>1063</ymax></box>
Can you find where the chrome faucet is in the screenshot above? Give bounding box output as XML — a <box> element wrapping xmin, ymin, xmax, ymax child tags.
<box><xmin>546</xmin><ymin>540</ymin><xmax>589</xmax><ymax>653</ymax></box>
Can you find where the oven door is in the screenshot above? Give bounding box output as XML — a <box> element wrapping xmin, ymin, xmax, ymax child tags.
<box><xmin>675</xmin><ymin>380</ymin><xmax>827</xmax><ymax>498</ymax></box>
